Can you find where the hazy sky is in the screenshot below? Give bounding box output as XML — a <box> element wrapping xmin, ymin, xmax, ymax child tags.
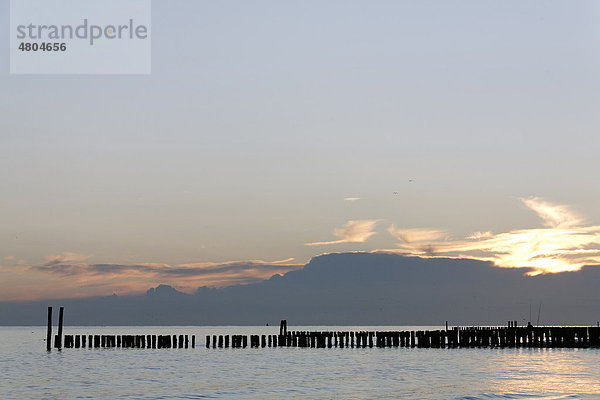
<box><xmin>2</xmin><ymin>0</ymin><xmax>600</xmax><ymax>300</ymax></box>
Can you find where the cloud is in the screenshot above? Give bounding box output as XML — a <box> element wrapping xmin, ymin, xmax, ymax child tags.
<box><xmin>388</xmin><ymin>227</ymin><xmax>446</xmax><ymax>244</ymax></box>
<box><xmin>465</xmin><ymin>231</ymin><xmax>494</xmax><ymax>240</ymax></box>
<box><xmin>387</xmin><ymin>227</ymin><xmax>447</xmax><ymax>255</ymax></box>
<box><xmin>270</xmin><ymin>257</ymin><xmax>295</xmax><ymax>264</ymax></box>
<box><xmin>305</xmin><ymin>220</ymin><xmax>378</xmax><ymax>246</ymax></box>
<box><xmin>521</xmin><ymin>197</ymin><xmax>583</xmax><ymax>228</ymax></box>
<box><xmin>0</xmin><ymin>257</ymin><xmax>303</xmax><ymax>301</ymax></box>
<box><xmin>383</xmin><ymin>198</ymin><xmax>600</xmax><ymax>275</ymax></box>
<box><xmin>344</xmin><ymin>197</ymin><xmax>360</xmax><ymax>202</ymax></box>
<box><xmin>41</xmin><ymin>252</ymin><xmax>90</xmax><ymax>267</ymax></box>
<box><xmin>32</xmin><ymin>259</ymin><xmax>301</xmax><ymax>281</ymax></box>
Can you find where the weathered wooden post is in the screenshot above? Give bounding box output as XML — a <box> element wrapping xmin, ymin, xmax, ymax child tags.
<box><xmin>56</xmin><ymin>306</ymin><xmax>64</xmax><ymax>349</ymax></box>
<box><xmin>206</xmin><ymin>335</ymin><xmax>210</xmax><ymax>348</ymax></box>
<box><xmin>46</xmin><ymin>306</ymin><xmax>52</xmax><ymax>351</ymax></box>
<box><xmin>279</xmin><ymin>320</ymin><xmax>287</xmax><ymax>336</ymax></box>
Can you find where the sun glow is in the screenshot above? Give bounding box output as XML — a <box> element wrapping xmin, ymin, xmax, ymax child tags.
<box><xmin>386</xmin><ymin>198</ymin><xmax>600</xmax><ymax>275</ymax></box>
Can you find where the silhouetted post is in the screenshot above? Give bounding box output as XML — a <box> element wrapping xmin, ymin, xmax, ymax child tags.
<box><xmin>56</xmin><ymin>306</ymin><xmax>64</xmax><ymax>349</ymax></box>
<box><xmin>46</xmin><ymin>306</ymin><xmax>52</xmax><ymax>351</ymax></box>
<box><xmin>191</xmin><ymin>335</ymin><xmax>195</xmax><ymax>348</ymax></box>
<box><xmin>280</xmin><ymin>320</ymin><xmax>288</xmax><ymax>336</ymax></box>
<box><xmin>206</xmin><ymin>335</ymin><xmax>210</xmax><ymax>348</ymax></box>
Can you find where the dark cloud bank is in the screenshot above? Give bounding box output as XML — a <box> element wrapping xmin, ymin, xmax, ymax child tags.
<box><xmin>2</xmin><ymin>252</ymin><xmax>600</xmax><ymax>325</ymax></box>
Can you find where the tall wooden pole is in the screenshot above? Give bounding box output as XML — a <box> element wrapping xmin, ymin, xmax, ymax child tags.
<box><xmin>46</xmin><ymin>306</ymin><xmax>52</xmax><ymax>351</ymax></box>
<box><xmin>57</xmin><ymin>306</ymin><xmax>64</xmax><ymax>349</ymax></box>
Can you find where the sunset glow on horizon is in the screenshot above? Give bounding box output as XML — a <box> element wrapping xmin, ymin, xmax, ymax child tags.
<box><xmin>2</xmin><ymin>197</ymin><xmax>599</xmax><ymax>301</ymax></box>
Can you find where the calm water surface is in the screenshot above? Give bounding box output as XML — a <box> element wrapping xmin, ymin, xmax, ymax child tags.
<box><xmin>2</xmin><ymin>326</ymin><xmax>599</xmax><ymax>399</ymax></box>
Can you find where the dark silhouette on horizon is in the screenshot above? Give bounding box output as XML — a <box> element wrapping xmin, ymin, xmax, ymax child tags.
<box><xmin>1</xmin><ymin>253</ymin><xmax>599</xmax><ymax>326</ymax></box>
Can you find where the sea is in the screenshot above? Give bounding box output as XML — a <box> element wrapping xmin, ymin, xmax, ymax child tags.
<box><xmin>2</xmin><ymin>326</ymin><xmax>599</xmax><ymax>399</ymax></box>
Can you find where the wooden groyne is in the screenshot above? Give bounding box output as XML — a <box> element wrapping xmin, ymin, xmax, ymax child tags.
<box><xmin>55</xmin><ymin>326</ymin><xmax>600</xmax><ymax>350</ymax></box>
<box><xmin>45</xmin><ymin>308</ymin><xmax>600</xmax><ymax>350</ymax></box>
<box><xmin>207</xmin><ymin>325</ymin><xmax>600</xmax><ymax>349</ymax></box>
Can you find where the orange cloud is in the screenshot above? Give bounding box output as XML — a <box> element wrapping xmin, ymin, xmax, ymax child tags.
<box><xmin>0</xmin><ymin>258</ymin><xmax>302</xmax><ymax>302</ymax></box>
<box><xmin>305</xmin><ymin>220</ymin><xmax>378</xmax><ymax>246</ymax></box>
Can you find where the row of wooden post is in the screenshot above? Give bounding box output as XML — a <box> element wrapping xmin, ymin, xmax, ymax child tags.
<box><xmin>205</xmin><ymin>326</ymin><xmax>600</xmax><ymax>349</ymax></box>
<box><xmin>61</xmin><ymin>334</ymin><xmax>196</xmax><ymax>349</ymax></box>
<box><xmin>47</xmin><ymin>310</ymin><xmax>600</xmax><ymax>350</ymax></box>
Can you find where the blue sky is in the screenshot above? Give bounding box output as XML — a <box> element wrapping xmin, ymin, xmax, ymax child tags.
<box><xmin>1</xmin><ymin>0</ymin><xmax>600</xmax><ymax>299</ymax></box>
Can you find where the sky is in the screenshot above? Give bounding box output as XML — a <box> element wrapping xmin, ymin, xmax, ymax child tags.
<box><xmin>1</xmin><ymin>0</ymin><xmax>600</xmax><ymax>301</ymax></box>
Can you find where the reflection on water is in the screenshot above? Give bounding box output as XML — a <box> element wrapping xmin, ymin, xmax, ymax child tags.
<box><xmin>1</xmin><ymin>326</ymin><xmax>599</xmax><ymax>399</ymax></box>
<box><xmin>482</xmin><ymin>348</ymin><xmax>599</xmax><ymax>398</ymax></box>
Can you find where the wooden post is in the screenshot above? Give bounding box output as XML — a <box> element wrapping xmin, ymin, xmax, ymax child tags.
<box><xmin>46</xmin><ymin>306</ymin><xmax>52</xmax><ymax>351</ymax></box>
<box><xmin>56</xmin><ymin>306</ymin><xmax>64</xmax><ymax>349</ymax></box>
<box><xmin>191</xmin><ymin>335</ymin><xmax>195</xmax><ymax>348</ymax></box>
<box><xmin>206</xmin><ymin>335</ymin><xmax>210</xmax><ymax>348</ymax></box>
<box><xmin>279</xmin><ymin>320</ymin><xmax>288</xmax><ymax>336</ymax></box>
